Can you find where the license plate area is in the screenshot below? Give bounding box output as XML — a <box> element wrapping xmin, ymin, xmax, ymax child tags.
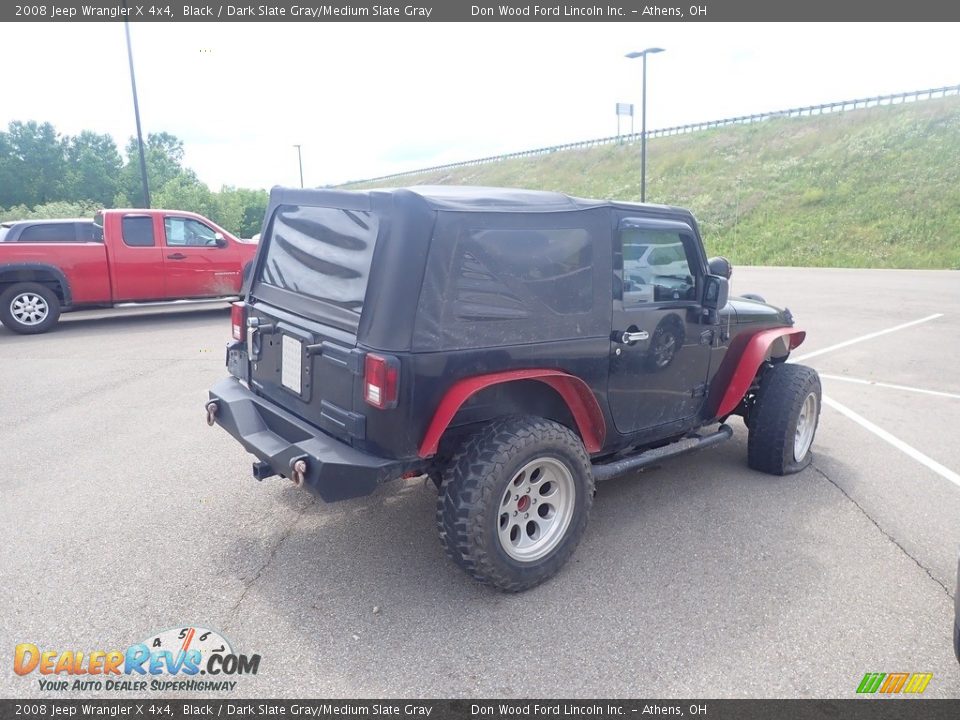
<box><xmin>276</xmin><ymin>324</ymin><xmax>312</xmax><ymax>400</ymax></box>
<box><xmin>281</xmin><ymin>335</ymin><xmax>303</xmax><ymax>393</ymax></box>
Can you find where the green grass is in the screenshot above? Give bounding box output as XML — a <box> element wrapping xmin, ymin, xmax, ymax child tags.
<box><xmin>347</xmin><ymin>96</ymin><xmax>960</xmax><ymax>269</ymax></box>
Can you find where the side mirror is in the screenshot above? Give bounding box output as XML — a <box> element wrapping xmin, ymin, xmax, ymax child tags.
<box><xmin>708</xmin><ymin>256</ymin><xmax>733</xmax><ymax>279</ymax></box>
<box><xmin>702</xmin><ymin>274</ymin><xmax>729</xmax><ymax>311</ymax></box>
<box><xmin>214</xmin><ymin>232</ymin><xmax>227</xmax><ymax>248</ymax></box>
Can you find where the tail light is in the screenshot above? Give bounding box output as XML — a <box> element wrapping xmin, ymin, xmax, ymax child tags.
<box><xmin>364</xmin><ymin>353</ymin><xmax>399</xmax><ymax>409</ymax></box>
<box><xmin>231</xmin><ymin>301</ymin><xmax>247</xmax><ymax>341</ymax></box>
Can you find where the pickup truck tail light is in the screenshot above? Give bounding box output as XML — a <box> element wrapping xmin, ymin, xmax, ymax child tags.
<box><xmin>231</xmin><ymin>301</ymin><xmax>247</xmax><ymax>341</ymax></box>
<box><xmin>364</xmin><ymin>353</ymin><xmax>399</xmax><ymax>409</ymax></box>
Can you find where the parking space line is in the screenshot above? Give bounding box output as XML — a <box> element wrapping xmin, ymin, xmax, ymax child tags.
<box><xmin>822</xmin><ymin>394</ymin><xmax>960</xmax><ymax>489</ymax></box>
<box><xmin>820</xmin><ymin>374</ymin><xmax>960</xmax><ymax>400</ymax></box>
<box><xmin>792</xmin><ymin>313</ymin><xmax>943</xmax><ymax>363</ymax></box>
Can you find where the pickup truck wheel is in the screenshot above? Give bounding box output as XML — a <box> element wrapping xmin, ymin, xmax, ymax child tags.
<box><xmin>747</xmin><ymin>363</ymin><xmax>821</xmax><ymax>475</ymax></box>
<box><xmin>436</xmin><ymin>416</ymin><xmax>594</xmax><ymax>592</ymax></box>
<box><xmin>0</xmin><ymin>283</ymin><xmax>61</xmax><ymax>335</ymax></box>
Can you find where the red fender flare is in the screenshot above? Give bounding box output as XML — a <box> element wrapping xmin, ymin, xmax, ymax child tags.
<box><xmin>418</xmin><ymin>369</ymin><xmax>606</xmax><ymax>458</ymax></box>
<box><xmin>709</xmin><ymin>327</ymin><xmax>807</xmax><ymax>420</ymax></box>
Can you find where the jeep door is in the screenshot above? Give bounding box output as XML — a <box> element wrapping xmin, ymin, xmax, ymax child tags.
<box><xmin>608</xmin><ymin>216</ymin><xmax>712</xmax><ymax>434</ymax></box>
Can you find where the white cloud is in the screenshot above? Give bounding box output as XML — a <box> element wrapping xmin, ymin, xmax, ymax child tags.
<box><xmin>2</xmin><ymin>22</ymin><xmax>957</xmax><ymax>189</ymax></box>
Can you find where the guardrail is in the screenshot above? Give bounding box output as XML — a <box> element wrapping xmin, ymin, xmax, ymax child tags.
<box><xmin>342</xmin><ymin>84</ymin><xmax>960</xmax><ymax>187</ymax></box>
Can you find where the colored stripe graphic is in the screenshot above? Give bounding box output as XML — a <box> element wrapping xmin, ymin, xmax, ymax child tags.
<box><xmin>903</xmin><ymin>673</ymin><xmax>933</xmax><ymax>694</ymax></box>
<box><xmin>857</xmin><ymin>673</ymin><xmax>885</xmax><ymax>693</ymax></box>
<box><xmin>857</xmin><ymin>672</ymin><xmax>932</xmax><ymax>694</ymax></box>
<box><xmin>879</xmin><ymin>673</ymin><xmax>909</xmax><ymax>693</ymax></box>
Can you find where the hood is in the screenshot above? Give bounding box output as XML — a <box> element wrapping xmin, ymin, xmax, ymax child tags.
<box><xmin>728</xmin><ymin>296</ymin><xmax>792</xmax><ymax>326</ymax></box>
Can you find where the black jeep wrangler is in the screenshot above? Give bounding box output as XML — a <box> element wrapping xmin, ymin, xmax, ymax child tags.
<box><xmin>207</xmin><ymin>186</ymin><xmax>820</xmax><ymax>591</ymax></box>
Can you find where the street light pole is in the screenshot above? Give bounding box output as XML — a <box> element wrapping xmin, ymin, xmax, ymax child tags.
<box><xmin>293</xmin><ymin>144</ymin><xmax>304</xmax><ymax>188</ymax></box>
<box><xmin>123</xmin><ymin>4</ymin><xmax>150</xmax><ymax>208</ymax></box>
<box><xmin>626</xmin><ymin>47</ymin><xmax>664</xmax><ymax>203</ymax></box>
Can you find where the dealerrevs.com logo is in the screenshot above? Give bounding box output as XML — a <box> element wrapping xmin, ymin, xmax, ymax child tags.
<box><xmin>14</xmin><ymin>626</ymin><xmax>260</xmax><ymax>692</ymax></box>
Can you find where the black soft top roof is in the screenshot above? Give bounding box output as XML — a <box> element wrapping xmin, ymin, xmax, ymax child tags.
<box><xmin>269</xmin><ymin>185</ymin><xmax>690</xmax><ymax>216</ymax></box>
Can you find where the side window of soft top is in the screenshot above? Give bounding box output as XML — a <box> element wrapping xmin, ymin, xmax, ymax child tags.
<box><xmin>456</xmin><ymin>226</ymin><xmax>595</xmax><ymax>316</ymax></box>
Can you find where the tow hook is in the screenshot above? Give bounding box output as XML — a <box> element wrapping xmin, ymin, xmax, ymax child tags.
<box><xmin>290</xmin><ymin>458</ymin><xmax>308</xmax><ymax>487</ymax></box>
<box><xmin>205</xmin><ymin>401</ymin><xmax>219</xmax><ymax>426</ymax></box>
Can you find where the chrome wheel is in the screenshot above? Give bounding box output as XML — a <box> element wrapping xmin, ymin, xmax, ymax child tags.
<box><xmin>497</xmin><ymin>457</ymin><xmax>575</xmax><ymax>563</ymax></box>
<box><xmin>794</xmin><ymin>391</ymin><xmax>818</xmax><ymax>462</ymax></box>
<box><xmin>10</xmin><ymin>292</ymin><xmax>49</xmax><ymax>326</ymax></box>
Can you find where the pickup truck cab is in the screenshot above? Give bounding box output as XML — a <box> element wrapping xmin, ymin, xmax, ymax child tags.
<box><xmin>0</xmin><ymin>209</ymin><xmax>258</xmax><ymax>334</ymax></box>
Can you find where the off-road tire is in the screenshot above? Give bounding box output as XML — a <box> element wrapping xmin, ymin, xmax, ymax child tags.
<box><xmin>436</xmin><ymin>416</ymin><xmax>594</xmax><ymax>592</ymax></box>
<box><xmin>0</xmin><ymin>282</ymin><xmax>61</xmax><ymax>335</ymax></box>
<box><xmin>747</xmin><ymin>363</ymin><xmax>821</xmax><ymax>475</ymax></box>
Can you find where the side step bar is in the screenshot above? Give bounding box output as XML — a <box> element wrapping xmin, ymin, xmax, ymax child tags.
<box><xmin>591</xmin><ymin>424</ymin><xmax>733</xmax><ymax>482</ymax></box>
<box><xmin>113</xmin><ymin>297</ymin><xmax>239</xmax><ymax>308</ymax></box>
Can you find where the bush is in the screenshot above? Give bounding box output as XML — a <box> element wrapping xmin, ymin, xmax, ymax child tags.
<box><xmin>0</xmin><ymin>200</ymin><xmax>102</xmax><ymax>222</ymax></box>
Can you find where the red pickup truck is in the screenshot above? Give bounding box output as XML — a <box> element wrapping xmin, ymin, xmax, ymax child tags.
<box><xmin>0</xmin><ymin>209</ymin><xmax>258</xmax><ymax>334</ymax></box>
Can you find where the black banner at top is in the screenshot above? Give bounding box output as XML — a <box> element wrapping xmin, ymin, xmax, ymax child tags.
<box><xmin>2</xmin><ymin>0</ymin><xmax>960</xmax><ymax>22</ymax></box>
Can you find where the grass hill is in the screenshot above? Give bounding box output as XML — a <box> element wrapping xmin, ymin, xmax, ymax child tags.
<box><xmin>347</xmin><ymin>96</ymin><xmax>960</xmax><ymax>269</ymax></box>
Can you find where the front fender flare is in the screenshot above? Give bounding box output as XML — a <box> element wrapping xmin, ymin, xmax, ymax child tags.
<box><xmin>418</xmin><ymin>369</ymin><xmax>606</xmax><ymax>458</ymax></box>
<box><xmin>709</xmin><ymin>327</ymin><xmax>807</xmax><ymax>420</ymax></box>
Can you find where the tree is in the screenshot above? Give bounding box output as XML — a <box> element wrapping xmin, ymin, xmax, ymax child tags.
<box><xmin>63</xmin><ymin>131</ymin><xmax>123</xmax><ymax>207</ymax></box>
<box><xmin>0</xmin><ymin>121</ymin><xmax>65</xmax><ymax>208</ymax></box>
<box><xmin>153</xmin><ymin>175</ymin><xmax>217</xmax><ymax>220</ymax></box>
<box><xmin>120</xmin><ymin>131</ymin><xmax>197</xmax><ymax>207</ymax></box>
<box><xmin>0</xmin><ymin>121</ymin><xmax>268</xmax><ymax>237</ymax></box>
<box><xmin>215</xmin><ymin>186</ymin><xmax>268</xmax><ymax>238</ymax></box>
<box><xmin>0</xmin><ymin>133</ymin><xmax>15</xmax><ymax>208</ymax></box>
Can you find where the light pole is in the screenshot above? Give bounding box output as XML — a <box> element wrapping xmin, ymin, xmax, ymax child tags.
<box><xmin>293</xmin><ymin>144</ymin><xmax>304</xmax><ymax>188</ymax></box>
<box><xmin>123</xmin><ymin>3</ymin><xmax>150</xmax><ymax>208</ymax></box>
<box><xmin>626</xmin><ymin>47</ymin><xmax>664</xmax><ymax>203</ymax></box>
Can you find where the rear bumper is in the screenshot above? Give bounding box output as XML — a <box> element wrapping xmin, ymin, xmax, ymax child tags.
<box><xmin>207</xmin><ymin>377</ymin><xmax>405</xmax><ymax>502</ymax></box>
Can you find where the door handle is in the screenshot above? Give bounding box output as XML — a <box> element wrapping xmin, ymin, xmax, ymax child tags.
<box><xmin>620</xmin><ymin>330</ymin><xmax>649</xmax><ymax>344</ymax></box>
<box><xmin>167</xmin><ymin>253</ymin><xmax>187</xmax><ymax>260</ymax></box>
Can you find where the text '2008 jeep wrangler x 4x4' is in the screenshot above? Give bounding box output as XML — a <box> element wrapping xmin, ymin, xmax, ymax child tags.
<box><xmin>207</xmin><ymin>186</ymin><xmax>820</xmax><ymax>591</ymax></box>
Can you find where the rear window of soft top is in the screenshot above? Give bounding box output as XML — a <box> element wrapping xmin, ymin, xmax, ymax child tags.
<box><xmin>257</xmin><ymin>204</ymin><xmax>380</xmax><ymax>316</ymax></box>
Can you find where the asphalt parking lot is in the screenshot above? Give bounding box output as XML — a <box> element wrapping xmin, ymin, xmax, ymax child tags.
<box><xmin>1</xmin><ymin>266</ymin><xmax>958</xmax><ymax>699</ymax></box>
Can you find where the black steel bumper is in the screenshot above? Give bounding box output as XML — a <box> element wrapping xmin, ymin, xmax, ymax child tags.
<box><xmin>207</xmin><ymin>377</ymin><xmax>404</xmax><ymax>502</ymax></box>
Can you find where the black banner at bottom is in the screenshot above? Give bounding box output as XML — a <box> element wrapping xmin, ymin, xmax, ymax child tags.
<box><xmin>2</xmin><ymin>699</ymin><xmax>960</xmax><ymax>720</ymax></box>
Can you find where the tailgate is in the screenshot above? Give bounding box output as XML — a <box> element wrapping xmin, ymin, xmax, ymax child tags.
<box><xmin>244</xmin><ymin>200</ymin><xmax>385</xmax><ymax>445</ymax></box>
<box><xmin>247</xmin><ymin>303</ymin><xmax>363</xmax><ymax>445</ymax></box>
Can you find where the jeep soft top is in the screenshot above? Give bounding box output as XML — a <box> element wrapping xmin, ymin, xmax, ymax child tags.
<box><xmin>207</xmin><ymin>185</ymin><xmax>820</xmax><ymax>591</ymax></box>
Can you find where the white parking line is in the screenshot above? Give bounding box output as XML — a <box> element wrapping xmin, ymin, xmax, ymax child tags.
<box><xmin>792</xmin><ymin>313</ymin><xmax>943</xmax><ymax>363</ymax></box>
<box><xmin>822</xmin><ymin>394</ymin><xmax>960</xmax><ymax>489</ymax></box>
<box><xmin>820</xmin><ymin>374</ymin><xmax>960</xmax><ymax>400</ymax></box>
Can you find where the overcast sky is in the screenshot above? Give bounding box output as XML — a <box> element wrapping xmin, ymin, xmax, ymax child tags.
<box><xmin>3</xmin><ymin>22</ymin><xmax>958</xmax><ymax>189</ymax></box>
